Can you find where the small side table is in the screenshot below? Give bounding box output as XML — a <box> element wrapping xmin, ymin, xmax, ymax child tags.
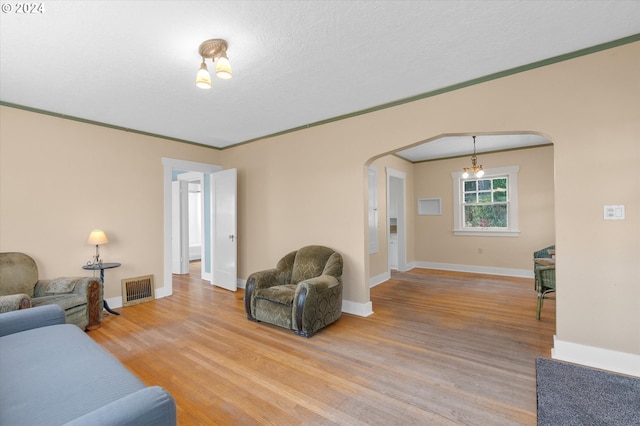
<box><xmin>83</xmin><ymin>262</ymin><xmax>121</xmax><ymax>315</ymax></box>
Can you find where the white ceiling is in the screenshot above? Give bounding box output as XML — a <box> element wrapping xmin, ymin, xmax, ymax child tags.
<box><xmin>395</xmin><ymin>134</ymin><xmax>551</xmax><ymax>162</ymax></box>
<box><xmin>1</xmin><ymin>1</ymin><xmax>639</xmax><ymax>161</ymax></box>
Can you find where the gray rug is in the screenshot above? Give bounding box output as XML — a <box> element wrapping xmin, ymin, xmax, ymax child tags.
<box><xmin>536</xmin><ymin>358</ymin><xmax>640</xmax><ymax>425</ymax></box>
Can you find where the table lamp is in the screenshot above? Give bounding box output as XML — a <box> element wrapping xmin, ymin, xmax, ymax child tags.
<box><xmin>87</xmin><ymin>229</ymin><xmax>109</xmax><ymax>266</ymax></box>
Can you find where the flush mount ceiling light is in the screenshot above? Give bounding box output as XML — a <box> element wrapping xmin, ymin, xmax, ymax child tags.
<box><xmin>462</xmin><ymin>136</ymin><xmax>484</xmax><ymax>179</ymax></box>
<box><xmin>195</xmin><ymin>38</ymin><xmax>232</xmax><ymax>89</ymax></box>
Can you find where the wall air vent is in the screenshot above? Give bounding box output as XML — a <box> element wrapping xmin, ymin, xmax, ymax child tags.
<box><xmin>121</xmin><ymin>275</ymin><xmax>155</xmax><ymax>307</ymax></box>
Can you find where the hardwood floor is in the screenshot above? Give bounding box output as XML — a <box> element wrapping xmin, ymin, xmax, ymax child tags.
<box><xmin>89</xmin><ymin>263</ymin><xmax>555</xmax><ymax>425</ymax></box>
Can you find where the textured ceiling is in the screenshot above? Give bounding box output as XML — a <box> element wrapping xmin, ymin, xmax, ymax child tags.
<box><xmin>395</xmin><ymin>134</ymin><xmax>551</xmax><ymax>163</ymax></box>
<box><xmin>1</xmin><ymin>1</ymin><xmax>639</xmax><ymax>159</ymax></box>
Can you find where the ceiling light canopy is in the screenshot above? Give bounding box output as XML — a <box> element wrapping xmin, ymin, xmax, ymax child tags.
<box><xmin>196</xmin><ymin>38</ymin><xmax>232</xmax><ymax>89</ymax></box>
<box><xmin>462</xmin><ymin>136</ymin><xmax>484</xmax><ymax>179</ymax></box>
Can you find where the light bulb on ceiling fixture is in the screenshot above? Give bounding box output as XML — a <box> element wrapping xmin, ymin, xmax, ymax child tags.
<box><xmin>462</xmin><ymin>135</ymin><xmax>484</xmax><ymax>179</ymax></box>
<box><xmin>196</xmin><ymin>60</ymin><xmax>212</xmax><ymax>89</ymax></box>
<box><xmin>215</xmin><ymin>54</ymin><xmax>232</xmax><ymax>80</ymax></box>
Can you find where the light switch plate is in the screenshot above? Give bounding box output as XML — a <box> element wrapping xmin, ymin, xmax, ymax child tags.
<box><xmin>604</xmin><ymin>205</ymin><xmax>625</xmax><ymax>220</ymax></box>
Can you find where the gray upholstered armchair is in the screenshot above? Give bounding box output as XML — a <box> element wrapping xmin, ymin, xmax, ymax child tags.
<box><xmin>0</xmin><ymin>252</ymin><xmax>103</xmax><ymax>330</ymax></box>
<box><xmin>244</xmin><ymin>245</ymin><xmax>343</xmax><ymax>337</ymax></box>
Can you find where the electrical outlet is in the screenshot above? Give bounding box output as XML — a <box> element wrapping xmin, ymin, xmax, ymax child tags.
<box><xmin>604</xmin><ymin>205</ymin><xmax>625</xmax><ymax>220</ymax></box>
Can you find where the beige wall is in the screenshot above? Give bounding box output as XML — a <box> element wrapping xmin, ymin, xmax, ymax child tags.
<box><xmin>0</xmin><ymin>108</ymin><xmax>220</xmax><ymax>299</ymax></box>
<box><xmin>220</xmin><ymin>41</ymin><xmax>639</xmax><ymax>360</ymax></box>
<box><xmin>1</xmin><ymin>41</ymin><xmax>638</xmax><ymax>367</ymax></box>
<box><xmin>220</xmin><ymin>126</ymin><xmax>372</xmax><ymax>303</ymax></box>
<box><xmin>412</xmin><ymin>145</ymin><xmax>555</xmax><ymax>271</ymax></box>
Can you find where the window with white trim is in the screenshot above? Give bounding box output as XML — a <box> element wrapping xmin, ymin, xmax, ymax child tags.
<box><xmin>452</xmin><ymin>166</ymin><xmax>520</xmax><ymax>237</ymax></box>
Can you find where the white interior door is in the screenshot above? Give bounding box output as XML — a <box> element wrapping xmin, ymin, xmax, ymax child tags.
<box><xmin>171</xmin><ymin>180</ymin><xmax>189</xmax><ymax>274</ymax></box>
<box><xmin>210</xmin><ymin>168</ymin><xmax>237</xmax><ymax>291</ymax></box>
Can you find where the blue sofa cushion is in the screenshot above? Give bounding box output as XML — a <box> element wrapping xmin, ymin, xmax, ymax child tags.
<box><xmin>0</xmin><ymin>303</ymin><xmax>65</xmax><ymax>336</ymax></box>
<box><xmin>0</xmin><ymin>323</ymin><xmax>147</xmax><ymax>425</ymax></box>
<box><xmin>65</xmin><ymin>386</ymin><xmax>176</xmax><ymax>426</ymax></box>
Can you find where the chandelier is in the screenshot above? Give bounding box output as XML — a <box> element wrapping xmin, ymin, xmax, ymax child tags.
<box><xmin>195</xmin><ymin>38</ymin><xmax>232</xmax><ymax>89</ymax></box>
<box><xmin>462</xmin><ymin>136</ymin><xmax>484</xmax><ymax>179</ymax></box>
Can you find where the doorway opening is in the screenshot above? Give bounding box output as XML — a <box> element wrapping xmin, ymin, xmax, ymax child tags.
<box><xmin>162</xmin><ymin>158</ymin><xmax>229</xmax><ymax>297</ymax></box>
<box><xmin>366</xmin><ymin>132</ymin><xmax>555</xmax><ymax>302</ymax></box>
<box><xmin>173</xmin><ymin>171</ymin><xmax>205</xmax><ymax>279</ymax></box>
<box><xmin>387</xmin><ymin>168</ymin><xmax>406</xmax><ymax>272</ymax></box>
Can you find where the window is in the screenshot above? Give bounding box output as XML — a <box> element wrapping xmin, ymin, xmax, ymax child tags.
<box><xmin>452</xmin><ymin>166</ymin><xmax>519</xmax><ymax>236</ymax></box>
<box><xmin>463</xmin><ymin>177</ymin><xmax>507</xmax><ymax>227</ymax></box>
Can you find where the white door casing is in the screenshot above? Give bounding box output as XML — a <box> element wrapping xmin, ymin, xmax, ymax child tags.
<box><xmin>171</xmin><ymin>180</ymin><xmax>189</xmax><ymax>274</ymax></box>
<box><xmin>386</xmin><ymin>168</ymin><xmax>407</xmax><ymax>272</ymax></box>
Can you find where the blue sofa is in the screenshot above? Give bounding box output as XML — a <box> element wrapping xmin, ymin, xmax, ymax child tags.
<box><xmin>0</xmin><ymin>305</ymin><xmax>176</xmax><ymax>426</ymax></box>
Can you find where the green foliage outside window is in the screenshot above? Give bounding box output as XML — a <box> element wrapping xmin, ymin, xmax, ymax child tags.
<box><xmin>463</xmin><ymin>177</ymin><xmax>508</xmax><ymax>228</ymax></box>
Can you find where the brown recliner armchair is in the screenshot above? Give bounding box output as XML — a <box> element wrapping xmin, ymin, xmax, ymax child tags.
<box><xmin>244</xmin><ymin>245</ymin><xmax>343</xmax><ymax>337</ymax></box>
<box><xmin>0</xmin><ymin>252</ymin><xmax>103</xmax><ymax>330</ymax></box>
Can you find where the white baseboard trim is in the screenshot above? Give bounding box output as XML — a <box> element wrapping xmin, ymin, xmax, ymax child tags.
<box><xmin>552</xmin><ymin>336</ymin><xmax>640</xmax><ymax>378</ymax></box>
<box><xmin>403</xmin><ymin>262</ymin><xmax>417</xmax><ymax>272</ymax></box>
<box><xmin>370</xmin><ymin>271</ymin><xmax>390</xmax><ymax>288</ymax></box>
<box><xmin>105</xmin><ymin>286</ymin><xmax>173</xmax><ymax>311</ymax></box>
<box><xmin>104</xmin><ymin>296</ymin><xmax>123</xmax><ymax>310</ymax></box>
<box><xmin>414</xmin><ymin>261</ymin><xmax>533</xmax><ymax>279</ymax></box>
<box><xmin>342</xmin><ymin>299</ymin><xmax>373</xmax><ymax>317</ymax></box>
<box><xmin>369</xmin><ymin>262</ymin><xmax>420</xmax><ymax>288</ymax></box>
<box><xmin>155</xmin><ymin>286</ymin><xmax>172</xmax><ymax>299</ymax></box>
<box><xmin>114</xmin><ymin>280</ymin><xmax>373</xmax><ymax>318</ymax></box>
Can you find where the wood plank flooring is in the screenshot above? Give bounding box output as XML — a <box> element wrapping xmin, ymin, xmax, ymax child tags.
<box><xmin>89</xmin><ymin>264</ymin><xmax>555</xmax><ymax>425</ymax></box>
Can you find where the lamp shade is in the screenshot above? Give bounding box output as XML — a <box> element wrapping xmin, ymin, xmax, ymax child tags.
<box><xmin>215</xmin><ymin>56</ymin><xmax>232</xmax><ymax>80</ymax></box>
<box><xmin>196</xmin><ymin>62</ymin><xmax>212</xmax><ymax>89</ymax></box>
<box><xmin>87</xmin><ymin>230</ymin><xmax>109</xmax><ymax>245</ymax></box>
